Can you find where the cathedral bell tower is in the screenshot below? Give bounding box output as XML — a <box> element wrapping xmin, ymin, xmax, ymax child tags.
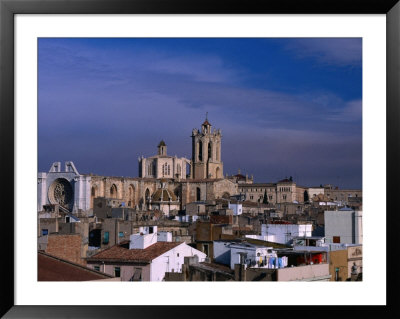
<box><xmin>158</xmin><ymin>140</ymin><xmax>167</xmax><ymax>156</ymax></box>
<box><xmin>191</xmin><ymin>114</ymin><xmax>223</xmax><ymax>179</ymax></box>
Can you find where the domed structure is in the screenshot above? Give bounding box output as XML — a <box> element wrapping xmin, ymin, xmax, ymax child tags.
<box><xmin>151</xmin><ymin>188</ymin><xmax>177</xmax><ymax>202</ymax></box>
<box><xmin>148</xmin><ymin>181</ymin><xmax>180</xmax><ymax>216</ymax></box>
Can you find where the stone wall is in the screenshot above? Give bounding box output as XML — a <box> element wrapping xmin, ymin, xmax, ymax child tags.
<box><xmin>45</xmin><ymin>234</ymin><xmax>86</xmax><ymax>266</ymax></box>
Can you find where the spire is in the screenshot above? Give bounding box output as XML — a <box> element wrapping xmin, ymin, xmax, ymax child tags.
<box><xmin>202</xmin><ymin>112</ymin><xmax>211</xmax><ymax>126</ymax></box>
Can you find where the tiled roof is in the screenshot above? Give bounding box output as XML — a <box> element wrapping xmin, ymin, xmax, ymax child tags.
<box><xmin>199</xmin><ymin>262</ymin><xmax>234</xmax><ymax>274</ymax></box>
<box><xmin>38</xmin><ymin>252</ymin><xmax>114</xmax><ymax>281</ymax></box>
<box><xmin>202</xmin><ymin>119</ymin><xmax>211</xmax><ymax>126</ymax></box>
<box><xmin>87</xmin><ymin>242</ymin><xmax>182</xmax><ymax>263</ymax></box>
<box><xmin>238</xmin><ymin>183</ymin><xmax>275</xmax><ymax>187</ymax></box>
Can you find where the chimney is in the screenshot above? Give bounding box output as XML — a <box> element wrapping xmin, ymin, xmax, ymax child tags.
<box><xmin>234</xmin><ymin>252</ymin><xmax>247</xmax><ymax>281</ymax></box>
<box><xmin>129</xmin><ymin>226</ymin><xmax>158</xmax><ymax>249</ymax></box>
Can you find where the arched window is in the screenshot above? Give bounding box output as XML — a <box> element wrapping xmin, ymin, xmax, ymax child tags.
<box><xmin>110</xmin><ymin>184</ymin><xmax>118</xmax><ymax>198</ymax></box>
<box><xmin>177</xmin><ymin>164</ymin><xmax>181</xmax><ymax>177</ymax></box>
<box><xmin>208</xmin><ymin>142</ymin><xmax>212</xmax><ymax>160</ymax></box>
<box><xmin>90</xmin><ymin>186</ymin><xmax>97</xmax><ymax>209</ymax></box>
<box><xmin>196</xmin><ymin>187</ymin><xmax>201</xmax><ymax>201</ymax></box>
<box><xmin>216</xmin><ymin>167</ymin><xmax>221</xmax><ymax>178</ymax></box>
<box><xmin>222</xmin><ymin>192</ymin><xmax>230</xmax><ymax>199</ymax></box>
<box><xmin>162</xmin><ymin>163</ymin><xmax>169</xmax><ymax>176</ymax></box>
<box><xmin>145</xmin><ymin>189</ymin><xmax>150</xmax><ymax>202</ymax></box>
<box><xmin>167</xmin><ymin>164</ymin><xmax>170</xmax><ymax>175</ymax></box>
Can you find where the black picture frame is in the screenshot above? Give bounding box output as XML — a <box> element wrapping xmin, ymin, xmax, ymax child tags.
<box><xmin>1</xmin><ymin>0</ymin><xmax>398</xmax><ymax>318</ymax></box>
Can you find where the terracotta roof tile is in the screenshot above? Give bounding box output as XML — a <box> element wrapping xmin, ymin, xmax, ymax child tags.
<box><xmin>87</xmin><ymin>242</ymin><xmax>182</xmax><ymax>263</ymax></box>
<box><xmin>38</xmin><ymin>252</ymin><xmax>114</xmax><ymax>281</ymax></box>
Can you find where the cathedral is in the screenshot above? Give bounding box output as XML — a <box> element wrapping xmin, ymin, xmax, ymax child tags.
<box><xmin>37</xmin><ymin>117</ymin><xmax>238</xmax><ymax>214</ymax></box>
<box><xmin>37</xmin><ymin>116</ymin><xmax>362</xmax><ymax>215</ymax></box>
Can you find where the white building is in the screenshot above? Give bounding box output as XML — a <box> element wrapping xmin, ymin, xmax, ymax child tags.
<box><xmin>228</xmin><ymin>202</ymin><xmax>243</xmax><ymax>215</ymax></box>
<box><xmin>246</xmin><ymin>223</ymin><xmax>312</xmax><ymax>245</ymax></box>
<box><xmin>88</xmin><ymin>226</ymin><xmax>206</xmax><ymax>281</ymax></box>
<box><xmin>324</xmin><ymin>208</ymin><xmax>363</xmax><ymax>244</ymax></box>
<box><xmin>307</xmin><ymin>187</ymin><xmax>325</xmax><ymax>199</ymax></box>
<box><xmin>37</xmin><ymin>161</ymin><xmax>91</xmax><ymax>213</ymax></box>
<box><xmin>213</xmin><ymin>241</ymin><xmax>287</xmax><ymax>270</ymax></box>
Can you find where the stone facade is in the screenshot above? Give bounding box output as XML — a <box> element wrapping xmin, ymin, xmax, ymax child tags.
<box><xmin>191</xmin><ymin>117</ymin><xmax>223</xmax><ymax>179</ymax></box>
<box><xmin>138</xmin><ymin>140</ymin><xmax>190</xmax><ymax>180</ymax></box>
<box><xmin>237</xmin><ymin>180</ymin><xmax>362</xmax><ymax>205</ymax></box>
<box><xmin>37</xmin><ymin>119</ymin><xmax>362</xmax><ymax>215</ymax></box>
<box><xmin>180</xmin><ymin>179</ymin><xmax>238</xmax><ymax>207</ymax></box>
<box><xmin>37</xmin><ymin>161</ymin><xmax>91</xmax><ymax>213</ymax></box>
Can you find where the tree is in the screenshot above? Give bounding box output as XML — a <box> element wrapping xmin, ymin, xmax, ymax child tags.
<box><xmin>263</xmin><ymin>189</ymin><xmax>269</xmax><ymax>204</ymax></box>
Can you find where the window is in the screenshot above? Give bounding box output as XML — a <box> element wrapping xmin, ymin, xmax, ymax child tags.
<box><xmin>198</xmin><ymin>141</ymin><xmax>203</xmax><ymax>161</ymax></box>
<box><xmin>203</xmin><ymin>244</ymin><xmax>209</xmax><ymax>256</ymax></box>
<box><xmin>162</xmin><ymin>163</ymin><xmax>168</xmax><ymax>176</ymax></box>
<box><xmin>103</xmin><ymin>231</ymin><xmax>109</xmax><ymax>244</ymax></box>
<box><xmin>114</xmin><ymin>267</ymin><xmax>121</xmax><ymax>278</ymax></box>
<box><xmin>177</xmin><ymin>253</ymin><xmax>180</xmax><ymax>257</ymax></box>
<box><xmin>110</xmin><ymin>184</ymin><xmax>117</xmax><ymax>197</ymax></box>
<box><xmin>333</xmin><ymin>236</ymin><xmax>340</xmax><ymax>243</ymax></box>
<box><xmin>41</xmin><ymin>229</ymin><xmax>48</xmax><ymax>236</ymax></box>
<box><xmin>94</xmin><ymin>266</ymin><xmax>100</xmax><ymax>272</ymax></box>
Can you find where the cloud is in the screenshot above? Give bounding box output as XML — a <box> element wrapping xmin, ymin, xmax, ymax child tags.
<box><xmin>147</xmin><ymin>55</ymin><xmax>237</xmax><ymax>83</ymax></box>
<box><xmin>38</xmin><ymin>38</ymin><xmax>362</xmax><ymax>188</ymax></box>
<box><xmin>284</xmin><ymin>38</ymin><xmax>362</xmax><ymax>67</ymax></box>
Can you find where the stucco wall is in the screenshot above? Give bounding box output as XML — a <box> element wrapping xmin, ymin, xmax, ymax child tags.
<box><xmin>325</xmin><ymin>210</ymin><xmax>362</xmax><ymax>244</ymax></box>
<box><xmin>277</xmin><ymin>264</ymin><xmax>330</xmax><ymax>281</ymax></box>
<box><xmin>150</xmin><ymin>243</ymin><xmax>206</xmax><ymax>281</ymax></box>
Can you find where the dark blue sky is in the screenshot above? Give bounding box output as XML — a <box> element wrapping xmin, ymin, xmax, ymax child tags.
<box><xmin>38</xmin><ymin>38</ymin><xmax>362</xmax><ymax>189</ymax></box>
